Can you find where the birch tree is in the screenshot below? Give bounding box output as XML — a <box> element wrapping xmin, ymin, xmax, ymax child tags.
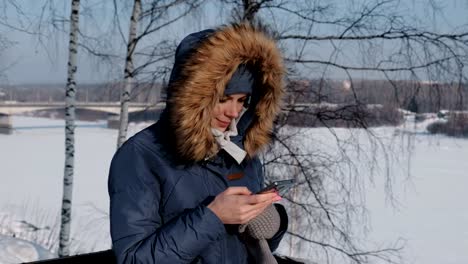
<box><xmin>58</xmin><ymin>0</ymin><xmax>80</xmax><ymax>257</ymax></box>
<box><xmin>115</xmin><ymin>0</ymin><xmax>204</xmax><ymax>148</ymax></box>
<box><xmin>116</xmin><ymin>0</ymin><xmax>141</xmax><ymax>148</ymax></box>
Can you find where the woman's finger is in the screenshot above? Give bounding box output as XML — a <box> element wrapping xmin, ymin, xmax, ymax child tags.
<box><xmin>240</xmin><ymin>202</ymin><xmax>272</xmax><ymax>223</ymax></box>
<box><xmin>240</xmin><ymin>197</ymin><xmax>273</xmax><ymax>216</ymax></box>
<box><xmin>224</xmin><ymin>186</ymin><xmax>252</xmax><ymax>195</ymax></box>
<box><xmin>245</xmin><ymin>193</ymin><xmax>277</xmax><ymax>205</ymax></box>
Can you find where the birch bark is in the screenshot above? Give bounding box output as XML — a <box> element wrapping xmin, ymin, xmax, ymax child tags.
<box><xmin>58</xmin><ymin>0</ymin><xmax>80</xmax><ymax>257</ymax></box>
<box><xmin>117</xmin><ymin>0</ymin><xmax>141</xmax><ymax>148</ymax></box>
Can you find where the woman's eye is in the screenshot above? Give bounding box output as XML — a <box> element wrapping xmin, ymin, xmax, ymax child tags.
<box><xmin>219</xmin><ymin>97</ymin><xmax>228</xmax><ymax>103</ymax></box>
<box><xmin>239</xmin><ymin>97</ymin><xmax>250</xmax><ymax>105</ymax></box>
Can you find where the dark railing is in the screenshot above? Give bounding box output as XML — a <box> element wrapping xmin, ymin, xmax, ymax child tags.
<box><xmin>25</xmin><ymin>250</ymin><xmax>307</xmax><ymax>263</ymax></box>
<box><xmin>26</xmin><ymin>250</ymin><xmax>116</xmax><ymax>264</ymax></box>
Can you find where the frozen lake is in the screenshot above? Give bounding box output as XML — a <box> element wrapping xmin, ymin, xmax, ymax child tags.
<box><xmin>0</xmin><ymin>116</ymin><xmax>467</xmax><ymax>263</ymax></box>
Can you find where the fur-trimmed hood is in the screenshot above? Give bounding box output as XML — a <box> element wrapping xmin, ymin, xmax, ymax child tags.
<box><xmin>163</xmin><ymin>23</ymin><xmax>285</xmax><ymax>162</ymax></box>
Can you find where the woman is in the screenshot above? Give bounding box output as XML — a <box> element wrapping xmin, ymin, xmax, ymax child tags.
<box><xmin>108</xmin><ymin>23</ymin><xmax>287</xmax><ymax>264</ymax></box>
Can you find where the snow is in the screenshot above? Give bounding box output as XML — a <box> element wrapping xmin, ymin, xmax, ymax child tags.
<box><xmin>365</xmin><ymin>131</ymin><xmax>468</xmax><ymax>264</ymax></box>
<box><xmin>0</xmin><ymin>116</ymin><xmax>151</xmax><ymax>262</ymax></box>
<box><xmin>1</xmin><ymin>115</ymin><xmax>468</xmax><ymax>263</ymax></box>
<box><xmin>0</xmin><ymin>235</ymin><xmax>55</xmax><ymax>263</ymax></box>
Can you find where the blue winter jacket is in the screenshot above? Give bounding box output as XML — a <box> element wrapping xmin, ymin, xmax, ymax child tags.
<box><xmin>108</xmin><ymin>24</ymin><xmax>287</xmax><ymax>264</ymax></box>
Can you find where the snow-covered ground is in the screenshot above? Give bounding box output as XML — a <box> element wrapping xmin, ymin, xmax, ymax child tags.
<box><xmin>368</xmin><ymin>119</ymin><xmax>468</xmax><ymax>264</ymax></box>
<box><xmin>0</xmin><ymin>235</ymin><xmax>54</xmax><ymax>263</ymax></box>
<box><xmin>0</xmin><ymin>117</ymin><xmax>150</xmax><ymax>263</ymax></box>
<box><xmin>0</xmin><ymin>116</ymin><xmax>467</xmax><ymax>263</ymax></box>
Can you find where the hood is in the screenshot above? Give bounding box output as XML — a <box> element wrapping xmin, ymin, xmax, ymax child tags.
<box><xmin>163</xmin><ymin>23</ymin><xmax>285</xmax><ymax>162</ymax></box>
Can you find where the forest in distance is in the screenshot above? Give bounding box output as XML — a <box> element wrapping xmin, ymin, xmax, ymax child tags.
<box><xmin>2</xmin><ymin>79</ymin><xmax>467</xmax><ymax>114</ymax></box>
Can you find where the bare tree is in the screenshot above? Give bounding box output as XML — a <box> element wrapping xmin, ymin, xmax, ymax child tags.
<box><xmin>58</xmin><ymin>0</ymin><xmax>80</xmax><ymax>257</ymax></box>
<box><xmin>220</xmin><ymin>0</ymin><xmax>273</xmax><ymax>23</ymax></box>
<box><xmin>116</xmin><ymin>0</ymin><xmax>141</xmax><ymax>148</ymax></box>
<box><xmin>114</xmin><ymin>0</ymin><xmax>205</xmax><ymax>148</ymax></box>
<box><xmin>0</xmin><ymin>1</ymin><xmax>28</xmax><ymax>82</ymax></box>
<box><xmin>219</xmin><ymin>0</ymin><xmax>468</xmax><ymax>263</ymax></box>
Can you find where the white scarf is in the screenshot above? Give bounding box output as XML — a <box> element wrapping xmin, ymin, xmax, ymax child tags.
<box><xmin>211</xmin><ymin>108</ymin><xmax>247</xmax><ymax>164</ymax></box>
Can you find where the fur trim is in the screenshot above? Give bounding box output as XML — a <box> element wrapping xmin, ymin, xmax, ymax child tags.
<box><xmin>168</xmin><ymin>23</ymin><xmax>285</xmax><ymax>162</ymax></box>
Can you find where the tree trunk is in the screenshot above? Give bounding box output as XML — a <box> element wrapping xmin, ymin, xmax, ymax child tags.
<box><xmin>117</xmin><ymin>0</ymin><xmax>141</xmax><ymax>149</ymax></box>
<box><xmin>241</xmin><ymin>0</ymin><xmax>269</xmax><ymax>23</ymax></box>
<box><xmin>242</xmin><ymin>0</ymin><xmax>257</xmax><ymax>23</ymax></box>
<box><xmin>59</xmin><ymin>0</ymin><xmax>80</xmax><ymax>257</ymax></box>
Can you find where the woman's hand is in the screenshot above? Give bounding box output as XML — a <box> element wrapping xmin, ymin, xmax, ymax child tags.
<box><xmin>207</xmin><ymin>187</ymin><xmax>281</xmax><ymax>224</ymax></box>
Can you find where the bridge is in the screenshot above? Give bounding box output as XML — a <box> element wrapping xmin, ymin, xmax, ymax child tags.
<box><xmin>0</xmin><ymin>101</ymin><xmax>166</xmax><ymax>115</ymax></box>
<box><xmin>0</xmin><ymin>101</ymin><xmax>166</xmax><ymax>134</ymax></box>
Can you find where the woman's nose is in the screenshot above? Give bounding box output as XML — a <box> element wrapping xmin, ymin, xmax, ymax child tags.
<box><xmin>225</xmin><ymin>102</ymin><xmax>240</xmax><ymax>118</ymax></box>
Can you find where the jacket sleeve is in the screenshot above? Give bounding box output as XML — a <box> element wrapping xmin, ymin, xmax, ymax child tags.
<box><xmin>108</xmin><ymin>141</ymin><xmax>226</xmax><ymax>264</ymax></box>
<box><xmin>254</xmin><ymin>157</ymin><xmax>289</xmax><ymax>252</ymax></box>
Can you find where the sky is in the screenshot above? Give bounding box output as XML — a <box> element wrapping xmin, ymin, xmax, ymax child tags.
<box><xmin>0</xmin><ymin>0</ymin><xmax>468</xmax><ymax>85</ymax></box>
<box><xmin>0</xmin><ymin>0</ymin><xmax>230</xmax><ymax>85</ymax></box>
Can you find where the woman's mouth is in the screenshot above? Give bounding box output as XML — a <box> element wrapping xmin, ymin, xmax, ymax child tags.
<box><xmin>217</xmin><ymin>119</ymin><xmax>231</xmax><ymax>127</ymax></box>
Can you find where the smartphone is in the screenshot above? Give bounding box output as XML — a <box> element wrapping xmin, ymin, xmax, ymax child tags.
<box><xmin>257</xmin><ymin>179</ymin><xmax>296</xmax><ymax>196</ymax></box>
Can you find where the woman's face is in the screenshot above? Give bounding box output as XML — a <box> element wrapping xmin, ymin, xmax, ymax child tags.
<box><xmin>211</xmin><ymin>93</ymin><xmax>248</xmax><ymax>132</ymax></box>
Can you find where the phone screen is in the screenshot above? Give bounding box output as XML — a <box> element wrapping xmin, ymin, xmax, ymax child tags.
<box><xmin>257</xmin><ymin>179</ymin><xmax>295</xmax><ymax>195</ymax></box>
